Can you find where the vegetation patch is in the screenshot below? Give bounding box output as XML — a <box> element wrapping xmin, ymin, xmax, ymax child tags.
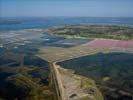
<box><xmin>47</xmin><ymin>25</ymin><xmax>133</xmax><ymax>40</ymax></box>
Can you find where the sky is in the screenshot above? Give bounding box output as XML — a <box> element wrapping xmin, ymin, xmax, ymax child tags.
<box><xmin>0</xmin><ymin>0</ymin><xmax>133</xmax><ymax>17</ymax></box>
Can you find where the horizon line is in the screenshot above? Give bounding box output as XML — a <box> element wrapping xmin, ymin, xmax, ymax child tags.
<box><xmin>1</xmin><ymin>16</ymin><xmax>133</xmax><ymax>18</ymax></box>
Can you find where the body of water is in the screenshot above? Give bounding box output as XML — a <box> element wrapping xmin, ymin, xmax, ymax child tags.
<box><xmin>0</xmin><ymin>17</ymin><xmax>133</xmax><ymax>31</ymax></box>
